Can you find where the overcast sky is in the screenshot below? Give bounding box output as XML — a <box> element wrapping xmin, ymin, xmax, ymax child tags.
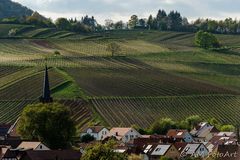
<box><xmin>13</xmin><ymin>0</ymin><xmax>240</xmax><ymax>24</ymax></box>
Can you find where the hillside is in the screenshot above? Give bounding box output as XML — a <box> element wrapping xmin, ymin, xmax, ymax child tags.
<box><xmin>0</xmin><ymin>0</ymin><xmax>33</xmax><ymax>19</ymax></box>
<box><xmin>0</xmin><ymin>30</ymin><xmax>240</xmax><ymax>130</ymax></box>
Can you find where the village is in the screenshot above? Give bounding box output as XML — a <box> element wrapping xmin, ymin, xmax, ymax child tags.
<box><xmin>0</xmin><ymin>67</ymin><xmax>238</xmax><ymax>160</ymax></box>
<box><xmin>0</xmin><ymin>119</ymin><xmax>239</xmax><ymax>159</ymax></box>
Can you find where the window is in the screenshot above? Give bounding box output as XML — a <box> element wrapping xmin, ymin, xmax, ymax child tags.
<box><xmin>39</xmin><ymin>145</ymin><xmax>42</xmax><ymax>149</ymax></box>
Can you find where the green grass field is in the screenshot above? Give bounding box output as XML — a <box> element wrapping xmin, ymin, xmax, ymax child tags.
<box><xmin>0</xmin><ymin>25</ymin><xmax>240</xmax><ymax>130</ymax></box>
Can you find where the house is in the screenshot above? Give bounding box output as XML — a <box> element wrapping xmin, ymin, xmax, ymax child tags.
<box><xmin>1</xmin><ymin>149</ymin><xmax>19</xmax><ymax>160</ymax></box>
<box><xmin>143</xmin><ymin>144</ymin><xmax>180</xmax><ymax>160</ymax></box>
<box><xmin>216</xmin><ymin>132</ymin><xmax>236</xmax><ymax>137</ymax></box>
<box><xmin>80</xmin><ymin>126</ymin><xmax>109</xmax><ymax>141</ymax></box>
<box><xmin>190</xmin><ymin>122</ymin><xmax>219</xmax><ymax>142</ymax></box>
<box><xmin>20</xmin><ymin>150</ymin><xmax>82</xmax><ymax>160</ymax></box>
<box><xmin>180</xmin><ymin>143</ymin><xmax>209</xmax><ymax>158</ymax></box>
<box><xmin>17</xmin><ymin>142</ymin><xmax>49</xmax><ymax>151</ymax></box>
<box><xmin>107</xmin><ymin>128</ymin><xmax>141</xmax><ymax>143</ymax></box>
<box><xmin>214</xmin><ymin>144</ymin><xmax>240</xmax><ymax>160</ymax></box>
<box><xmin>1</xmin><ymin>149</ymin><xmax>82</xmax><ymax>160</ymax></box>
<box><xmin>173</xmin><ymin>142</ymin><xmax>188</xmax><ymax>153</ymax></box>
<box><xmin>167</xmin><ymin>129</ymin><xmax>194</xmax><ymax>142</ymax></box>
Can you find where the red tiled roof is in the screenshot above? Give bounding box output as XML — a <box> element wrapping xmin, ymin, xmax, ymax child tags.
<box><xmin>84</xmin><ymin>126</ymin><xmax>106</xmax><ymax>133</ymax></box>
<box><xmin>23</xmin><ymin>150</ymin><xmax>82</xmax><ymax>160</ymax></box>
<box><xmin>167</xmin><ymin>129</ymin><xmax>188</xmax><ymax>138</ymax></box>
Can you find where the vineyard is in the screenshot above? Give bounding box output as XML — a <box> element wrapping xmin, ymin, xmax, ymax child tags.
<box><xmin>64</xmin><ymin>67</ymin><xmax>238</xmax><ymax>97</ymax></box>
<box><xmin>0</xmin><ymin>68</ymin><xmax>66</xmax><ymax>100</ymax></box>
<box><xmin>0</xmin><ymin>99</ymin><xmax>93</xmax><ymax>130</ymax></box>
<box><xmin>0</xmin><ymin>28</ymin><xmax>239</xmax><ymax>130</ymax></box>
<box><xmin>91</xmin><ymin>95</ymin><xmax>240</xmax><ymax>128</ymax></box>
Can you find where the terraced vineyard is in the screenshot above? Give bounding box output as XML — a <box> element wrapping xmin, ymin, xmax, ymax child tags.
<box><xmin>0</xmin><ymin>99</ymin><xmax>93</xmax><ymax>129</ymax></box>
<box><xmin>0</xmin><ymin>100</ymin><xmax>35</xmax><ymax>124</ymax></box>
<box><xmin>0</xmin><ymin>68</ymin><xmax>66</xmax><ymax>100</ymax></box>
<box><xmin>91</xmin><ymin>95</ymin><xmax>240</xmax><ymax>128</ymax></box>
<box><xmin>0</xmin><ymin>27</ymin><xmax>240</xmax><ymax>130</ymax></box>
<box><xmin>65</xmin><ymin>67</ymin><xmax>238</xmax><ymax>97</ymax></box>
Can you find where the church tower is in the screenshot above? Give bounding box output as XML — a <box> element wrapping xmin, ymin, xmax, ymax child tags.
<box><xmin>39</xmin><ymin>66</ymin><xmax>53</xmax><ymax>103</ymax></box>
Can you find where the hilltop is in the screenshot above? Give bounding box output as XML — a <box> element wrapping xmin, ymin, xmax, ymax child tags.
<box><xmin>0</xmin><ymin>0</ymin><xmax>33</xmax><ymax>19</ymax></box>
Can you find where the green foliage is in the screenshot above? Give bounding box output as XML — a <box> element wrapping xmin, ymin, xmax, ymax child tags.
<box><xmin>208</xmin><ymin>118</ymin><xmax>221</xmax><ymax>129</ymax></box>
<box><xmin>220</xmin><ymin>125</ymin><xmax>235</xmax><ymax>132</ymax></box>
<box><xmin>195</xmin><ymin>31</ymin><xmax>220</xmax><ymax>49</ymax></box>
<box><xmin>17</xmin><ymin>103</ymin><xmax>76</xmax><ymax>149</ymax></box>
<box><xmin>106</xmin><ymin>42</ymin><xmax>121</xmax><ymax>57</ymax></box>
<box><xmin>128</xmin><ymin>15</ymin><xmax>138</xmax><ymax>29</ymax></box>
<box><xmin>185</xmin><ymin>115</ymin><xmax>202</xmax><ymax>129</ymax></box>
<box><xmin>150</xmin><ymin>118</ymin><xmax>177</xmax><ymax>134</ymax></box>
<box><xmin>54</xmin><ymin>50</ymin><xmax>61</xmax><ymax>55</ymax></box>
<box><xmin>80</xmin><ymin>134</ymin><xmax>95</xmax><ymax>143</ymax></box>
<box><xmin>160</xmin><ymin>156</ymin><xmax>173</xmax><ymax>160</ymax></box>
<box><xmin>128</xmin><ymin>154</ymin><xmax>142</xmax><ymax>160</ymax></box>
<box><xmin>81</xmin><ymin>140</ymin><xmax>127</xmax><ymax>160</ymax></box>
<box><xmin>55</xmin><ymin>18</ymin><xmax>71</xmax><ymax>30</ymax></box>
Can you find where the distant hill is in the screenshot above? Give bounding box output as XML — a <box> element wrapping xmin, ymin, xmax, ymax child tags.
<box><xmin>0</xmin><ymin>0</ymin><xmax>33</xmax><ymax>19</ymax></box>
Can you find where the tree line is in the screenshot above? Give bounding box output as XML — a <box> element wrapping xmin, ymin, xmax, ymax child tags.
<box><xmin>0</xmin><ymin>12</ymin><xmax>101</xmax><ymax>33</ymax></box>
<box><xmin>2</xmin><ymin>9</ymin><xmax>240</xmax><ymax>34</ymax></box>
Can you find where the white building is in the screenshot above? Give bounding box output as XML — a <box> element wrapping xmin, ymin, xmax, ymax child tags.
<box><xmin>107</xmin><ymin>128</ymin><xmax>141</xmax><ymax>143</ymax></box>
<box><xmin>80</xmin><ymin>126</ymin><xmax>109</xmax><ymax>141</ymax></box>
<box><xmin>180</xmin><ymin>143</ymin><xmax>209</xmax><ymax>158</ymax></box>
<box><xmin>17</xmin><ymin>141</ymin><xmax>50</xmax><ymax>150</ymax></box>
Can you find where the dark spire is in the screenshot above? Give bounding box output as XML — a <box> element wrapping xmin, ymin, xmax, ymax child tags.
<box><xmin>40</xmin><ymin>66</ymin><xmax>53</xmax><ymax>103</ymax></box>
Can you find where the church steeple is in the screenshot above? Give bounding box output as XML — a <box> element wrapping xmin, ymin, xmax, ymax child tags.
<box><xmin>40</xmin><ymin>66</ymin><xmax>53</xmax><ymax>103</ymax></box>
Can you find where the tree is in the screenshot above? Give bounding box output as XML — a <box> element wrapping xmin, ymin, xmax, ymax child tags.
<box><xmin>147</xmin><ymin>15</ymin><xmax>154</xmax><ymax>30</ymax></box>
<box><xmin>195</xmin><ymin>30</ymin><xmax>220</xmax><ymax>49</ymax></box>
<box><xmin>156</xmin><ymin>9</ymin><xmax>168</xmax><ymax>30</ymax></box>
<box><xmin>81</xmin><ymin>134</ymin><xmax>95</xmax><ymax>143</ymax></box>
<box><xmin>106</xmin><ymin>42</ymin><xmax>121</xmax><ymax>57</ymax></box>
<box><xmin>185</xmin><ymin>115</ymin><xmax>202</xmax><ymax>129</ymax></box>
<box><xmin>128</xmin><ymin>154</ymin><xmax>142</xmax><ymax>160</ymax></box>
<box><xmin>150</xmin><ymin>118</ymin><xmax>177</xmax><ymax>135</ymax></box>
<box><xmin>220</xmin><ymin>125</ymin><xmax>235</xmax><ymax>132</ymax></box>
<box><xmin>55</xmin><ymin>18</ymin><xmax>71</xmax><ymax>30</ymax></box>
<box><xmin>81</xmin><ymin>140</ymin><xmax>127</xmax><ymax>160</ymax></box>
<box><xmin>114</xmin><ymin>21</ymin><xmax>124</xmax><ymax>30</ymax></box>
<box><xmin>160</xmin><ymin>156</ymin><xmax>173</xmax><ymax>160</ymax></box>
<box><xmin>128</xmin><ymin>15</ymin><xmax>138</xmax><ymax>29</ymax></box>
<box><xmin>17</xmin><ymin>103</ymin><xmax>76</xmax><ymax>149</ymax></box>
<box><xmin>105</xmin><ymin>19</ymin><xmax>114</xmax><ymax>30</ymax></box>
<box><xmin>167</xmin><ymin>11</ymin><xmax>183</xmax><ymax>31</ymax></box>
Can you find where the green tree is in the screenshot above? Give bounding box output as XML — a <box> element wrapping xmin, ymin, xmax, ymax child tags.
<box><xmin>128</xmin><ymin>154</ymin><xmax>142</xmax><ymax>160</ymax></box>
<box><xmin>220</xmin><ymin>125</ymin><xmax>235</xmax><ymax>132</ymax></box>
<box><xmin>17</xmin><ymin>103</ymin><xmax>76</xmax><ymax>149</ymax></box>
<box><xmin>195</xmin><ymin>30</ymin><xmax>220</xmax><ymax>49</ymax></box>
<box><xmin>55</xmin><ymin>18</ymin><xmax>71</xmax><ymax>30</ymax></box>
<box><xmin>167</xmin><ymin>11</ymin><xmax>183</xmax><ymax>31</ymax></box>
<box><xmin>128</xmin><ymin>15</ymin><xmax>138</xmax><ymax>29</ymax></box>
<box><xmin>150</xmin><ymin>118</ymin><xmax>177</xmax><ymax>135</ymax></box>
<box><xmin>156</xmin><ymin>9</ymin><xmax>168</xmax><ymax>30</ymax></box>
<box><xmin>80</xmin><ymin>134</ymin><xmax>95</xmax><ymax>143</ymax></box>
<box><xmin>160</xmin><ymin>156</ymin><xmax>173</xmax><ymax>160</ymax></box>
<box><xmin>106</xmin><ymin>42</ymin><xmax>121</xmax><ymax>57</ymax></box>
<box><xmin>81</xmin><ymin>140</ymin><xmax>127</xmax><ymax>160</ymax></box>
<box><xmin>147</xmin><ymin>15</ymin><xmax>154</xmax><ymax>30</ymax></box>
<box><xmin>185</xmin><ymin>115</ymin><xmax>202</xmax><ymax>129</ymax></box>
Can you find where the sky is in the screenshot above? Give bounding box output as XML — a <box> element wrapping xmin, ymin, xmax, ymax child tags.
<box><xmin>13</xmin><ymin>0</ymin><xmax>240</xmax><ymax>24</ymax></box>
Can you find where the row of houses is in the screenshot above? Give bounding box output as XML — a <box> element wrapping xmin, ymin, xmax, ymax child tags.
<box><xmin>79</xmin><ymin>122</ymin><xmax>239</xmax><ymax>160</ymax></box>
